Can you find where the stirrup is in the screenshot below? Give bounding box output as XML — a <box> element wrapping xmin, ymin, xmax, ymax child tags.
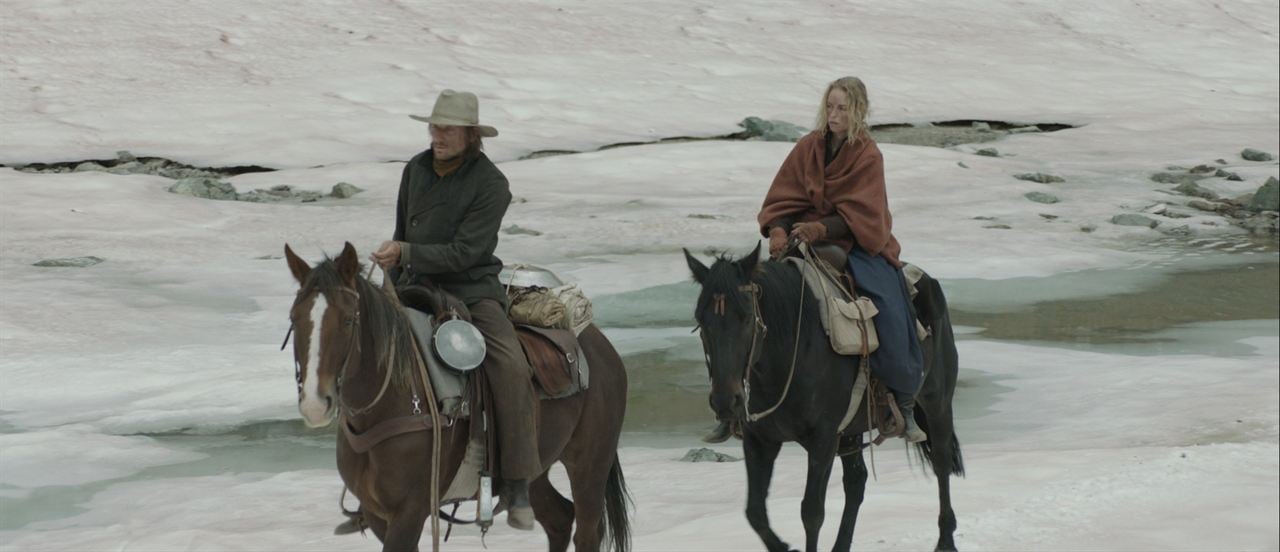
<box><xmin>837</xmin><ymin>432</ymin><xmax>866</xmax><ymax>456</ymax></box>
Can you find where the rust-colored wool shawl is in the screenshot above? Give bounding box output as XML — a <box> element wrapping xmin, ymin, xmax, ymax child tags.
<box><xmin>757</xmin><ymin>131</ymin><xmax>902</xmax><ymax>267</ymax></box>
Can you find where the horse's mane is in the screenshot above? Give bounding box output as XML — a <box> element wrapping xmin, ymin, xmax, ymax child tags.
<box><xmin>754</xmin><ymin>260</ymin><xmax>815</xmax><ymax>333</ymax></box>
<box><xmin>696</xmin><ymin>254</ymin><xmax>819</xmax><ymax>341</ymax></box>
<box><xmin>306</xmin><ymin>259</ymin><xmax>418</xmax><ymax>389</ymax></box>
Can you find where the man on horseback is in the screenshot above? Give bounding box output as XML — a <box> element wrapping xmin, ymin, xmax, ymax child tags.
<box><xmin>705</xmin><ymin>76</ymin><xmax>927</xmax><ymax>445</ymax></box>
<box><xmin>370</xmin><ymin>89</ymin><xmax>538</xmax><ymax>530</ymax></box>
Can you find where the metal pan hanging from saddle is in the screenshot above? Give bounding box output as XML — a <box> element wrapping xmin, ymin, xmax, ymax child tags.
<box><xmin>433</xmin><ymin>313</ymin><xmax>486</xmax><ymax>372</ymax></box>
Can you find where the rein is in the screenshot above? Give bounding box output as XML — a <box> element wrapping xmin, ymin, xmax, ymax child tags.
<box><xmin>338</xmin><ymin>265</ymin><xmax>397</xmax><ymax>417</ymax></box>
<box><xmin>281</xmin><ymin>264</ymin><xmax>399</xmax><ymax>418</ymax></box>
<box><xmin>697</xmin><ymin>245</ymin><xmax>808</xmax><ymax>425</ymax></box>
<box><xmin>283</xmin><ymin>264</ymin><xmax>446</xmax><ymax>552</ymax></box>
<box><xmin>743</xmin><ymin>254</ymin><xmax>807</xmax><ymax>423</ymax></box>
<box><xmin>368</xmin><ymin>265</ymin><xmax>446</xmax><ymax>552</ymax></box>
<box><xmin>331</xmin><ymin>286</ymin><xmax>399</xmax><ymax>418</ymax></box>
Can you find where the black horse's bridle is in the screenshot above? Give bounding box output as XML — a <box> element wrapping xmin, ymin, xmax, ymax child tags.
<box><xmin>698</xmin><ymin>269</ymin><xmax>807</xmax><ymax>424</ymax></box>
<box><xmin>697</xmin><ymin>282</ymin><xmax>769</xmax><ymax>422</ymax></box>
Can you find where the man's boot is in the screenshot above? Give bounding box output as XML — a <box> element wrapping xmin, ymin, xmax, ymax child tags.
<box><xmin>895</xmin><ymin>391</ymin><xmax>928</xmax><ymax>443</ymax></box>
<box><xmin>333</xmin><ymin>510</ymin><xmax>367</xmax><ymax>535</ymax></box>
<box><xmin>702</xmin><ymin>419</ymin><xmax>734</xmax><ymax>443</ymax></box>
<box><xmin>503</xmin><ymin>479</ymin><xmax>535</xmax><ymax>531</ymax></box>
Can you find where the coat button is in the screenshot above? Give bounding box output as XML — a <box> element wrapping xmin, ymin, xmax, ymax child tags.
<box><xmin>411</xmin><ymin>218</ymin><xmax>418</xmax><ymax>227</ymax></box>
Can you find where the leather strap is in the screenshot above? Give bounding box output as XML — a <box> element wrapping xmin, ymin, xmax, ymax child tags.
<box><xmin>516</xmin><ymin>325</ymin><xmax>580</xmax><ymax>364</ymax></box>
<box><xmin>342</xmin><ymin>413</ymin><xmax>438</xmax><ymax>454</ymax></box>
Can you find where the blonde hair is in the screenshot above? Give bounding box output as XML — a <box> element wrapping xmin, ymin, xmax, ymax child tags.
<box><xmin>813</xmin><ymin>77</ymin><xmax>870</xmax><ymax>142</ymax></box>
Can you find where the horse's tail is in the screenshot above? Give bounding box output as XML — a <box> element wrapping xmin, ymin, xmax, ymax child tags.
<box><xmin>910</xmin><ymin>270</ymin><xmax>965</xmax><ymax>477</ymax></box>
<box><xmin>911</xmin><ymin>411</ymin><xmax>966</xmax><ymax>477</ymax></box>
<box><xmin>602</xmin><ymin>455</ymin><xmax>633</xmax><ymax>552</ymax></box>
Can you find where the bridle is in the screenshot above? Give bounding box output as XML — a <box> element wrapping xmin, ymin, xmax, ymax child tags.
<box><xmin>699</xmin><ymin>273</ymin><xmax>805</xmax><ymax>424</ymax></box>
<box><xmin>280</xmin><ymin>264</ymin><xmax>450</xmax><ymax>552</ymax></box>
<box><xmin>283</xmin><ymin>284</ymin><xmax>400</xmax><ymax>419</ymax></box>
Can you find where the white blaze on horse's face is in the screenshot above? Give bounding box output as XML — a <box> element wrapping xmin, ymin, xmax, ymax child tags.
<box><xmin>298</xmin><ymin>292</ymin><xmax>333</xmax><ymax>427</ymax></box>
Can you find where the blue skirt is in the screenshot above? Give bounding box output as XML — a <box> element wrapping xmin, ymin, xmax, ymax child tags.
<box><xmin>847</xmin><ymin>247</ymin><xmax>923</xmax><ymax>395</ymax></box>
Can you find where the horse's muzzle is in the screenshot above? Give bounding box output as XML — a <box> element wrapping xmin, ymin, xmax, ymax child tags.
<box><xmin>710</xmin><ymin>390</ymin><xmax>746</xmax><ymax>422</ymax></box>
<box><xmin>299</xmin><ymin>393</ymin><xmax>336</xmax><ymax>428</ymax></box>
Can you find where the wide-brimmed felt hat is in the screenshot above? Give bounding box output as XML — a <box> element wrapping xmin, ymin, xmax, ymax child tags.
<box><xmin>408</xmin><ymin>89</ymin><xmax>498</xmax><ymax>137</ymax></box>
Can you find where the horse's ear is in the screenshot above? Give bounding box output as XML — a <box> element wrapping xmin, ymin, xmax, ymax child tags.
<box><xmin>683</xmin><ymin>248</ymin><xmax>709</xmax><ymax>284</ymax></box>
<box><xmin>284</xmin><ymin>244</ymin><xmax>310</xmax><ymax>285</ymax></box>
<box><xmin>336</xmin><ymin>242</ymin><xmax>360</xmax><ymax>287</ymax></box>
<box><xmin>737</xmin><ymin>241</ymin><xmax>763</xmax><ymax>274</ymax></box>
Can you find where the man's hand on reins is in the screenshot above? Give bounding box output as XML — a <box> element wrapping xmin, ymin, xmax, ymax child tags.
<box><xmin>370</xmin><ymin>240</ymin><xmax>402</xmax><ymax>269</ymax></box>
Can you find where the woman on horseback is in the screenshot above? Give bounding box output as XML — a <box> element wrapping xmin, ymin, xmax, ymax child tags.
<box><xmin>706</xmin><ymin>76</ymin><xmax>926</xmax><ymax>444</ymax></box>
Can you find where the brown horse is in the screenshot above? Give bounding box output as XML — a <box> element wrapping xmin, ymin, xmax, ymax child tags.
<box><xmin>284</xmin><ymin>242</ymin><xmax>632</xmax><ymax>552</ymax></box>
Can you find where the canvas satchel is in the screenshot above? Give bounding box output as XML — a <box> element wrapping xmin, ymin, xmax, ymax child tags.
<box><xmin>786</xmin><ymin>250</ymin><xmax>880</xmax><ymax>356</ymax></box>
<box><xmin>828</xmin><ymin>293</ymin><xmax>879</xmax><ymax>355</ymax></box>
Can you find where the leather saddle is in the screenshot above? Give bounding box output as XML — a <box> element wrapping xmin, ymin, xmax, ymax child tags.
<box><xmin>397</xmin><ymin>284</ymin><xmax>587</xmax><ymax>401</ymax></box>
<box><xmin>794</xmin><ymin>241</ymin><xmax>856</xmax><ymax>295</ymax></box>
<box><xmin>784</xmin><ymin>245</ymin><xmax>912</xmax><ymax>450</ymax></box>
<box><xmin>808</xmin><ymin>242</ymin><xmax>850</xmax><ymax>274</ymax></box>
<box><xmin>515</xmin><ymin>325</ymin><xmax>587</xmax><ymax>399</ymax></box>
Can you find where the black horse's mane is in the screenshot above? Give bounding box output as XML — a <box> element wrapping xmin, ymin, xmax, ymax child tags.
<box><xmin>695</xmin><ymin>254</ymin><xmax>820</xmax><ymax>342</ymax></box>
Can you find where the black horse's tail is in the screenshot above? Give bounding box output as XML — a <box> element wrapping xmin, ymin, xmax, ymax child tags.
<box><xmin>909</xmin><ymin>272</ymin><xmax>965</xmax><ymax>477</ymax></box>
<box><xmin>602</xmin><ymin>455</ymin><xmax>634</xmax><ymax>552</ymax></box>
<box><xmin>912</xmin><ymin>411</ymin><xmax>966</xmax><ymax>477</ymax></box>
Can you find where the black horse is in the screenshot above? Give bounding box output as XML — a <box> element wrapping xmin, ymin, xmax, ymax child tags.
<box><xmin>684</xmin><ymin>242</ymin><xmax>964</xmax><ymax>552</ymax></box>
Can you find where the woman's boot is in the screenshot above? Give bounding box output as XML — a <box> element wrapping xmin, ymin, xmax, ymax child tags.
<box><xmin>895</xmin><ymin>391</ymin><xmax>928</xmax><ymax>443</ymax></box>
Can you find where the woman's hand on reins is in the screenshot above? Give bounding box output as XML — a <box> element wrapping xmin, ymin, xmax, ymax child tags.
<box><xmin>768</xmin><ymin>227</ymin><xmax>790</xmax><ymax>258</ymax></box>
<box><xmin>790</xmin><ymin>221</ymin><xmax>827</xmax><ymax>245</ymax></box>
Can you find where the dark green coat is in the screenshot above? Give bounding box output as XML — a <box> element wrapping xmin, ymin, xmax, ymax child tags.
<box><xmin>392</xmin><ymin>149</ymin><xmax>511</xmax><ymax>307</ymax></box>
